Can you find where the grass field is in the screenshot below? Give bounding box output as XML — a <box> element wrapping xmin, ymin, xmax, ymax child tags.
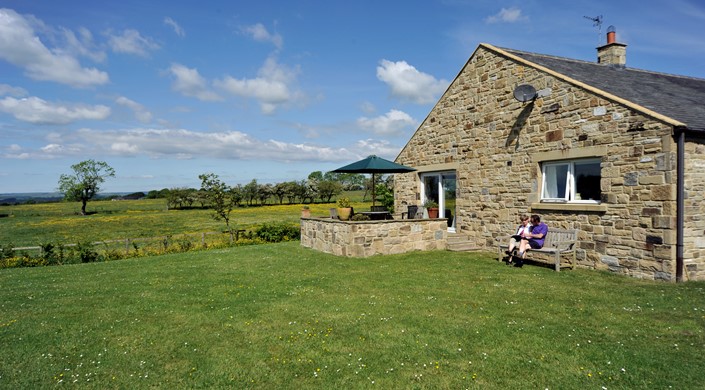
<box><xmin>0</xmin><ymin>197</ymin><xmax>359</xmax><ymax>248</ymax></box>
<box><xmin>1</xmin><ymin>242</ymin><xmax>704</xmax><ymax>388</ymax></box>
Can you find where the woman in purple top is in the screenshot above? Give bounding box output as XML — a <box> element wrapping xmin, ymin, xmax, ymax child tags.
<box><xmin>512</xmin><ymin>214</ymin><xmax>548</xmax><ymax>267</ymax></box>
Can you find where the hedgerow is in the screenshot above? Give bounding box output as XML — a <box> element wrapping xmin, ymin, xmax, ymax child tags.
<box><xmin>1</xmin><ymin>226</ymin><xmax>300</xmax><ymax>270</ymax></box>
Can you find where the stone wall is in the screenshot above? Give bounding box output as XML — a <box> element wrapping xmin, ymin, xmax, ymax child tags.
<box><xmin>684</xmin><ymin>139</ymin><xmax>705</xmax><ymax>280</ymax></box>
<box><xmin>395</xmin><ymin>45</ymin><xmax>704</xmax><ymax>281</ymax></box>
<box><xmin>300</xmin><ymin>217</ymin><xmax>448</xmax><ymax>257</ymax></box>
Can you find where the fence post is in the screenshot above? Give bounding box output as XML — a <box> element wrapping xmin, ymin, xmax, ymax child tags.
<box><xmin>125</xmin><ymin>238</ymin><xmax>130</xmax><ymax>254</ymax></box>
<box><xmin>201</xmin><ymin>232</ymin><xmax>205</xmax><ymax>247</ymax></box>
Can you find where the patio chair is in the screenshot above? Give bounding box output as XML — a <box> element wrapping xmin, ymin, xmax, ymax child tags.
<box><xmin>401</xmin><ymin>205</ymin><xmax>420</xmax><ymax>219</ymax></box>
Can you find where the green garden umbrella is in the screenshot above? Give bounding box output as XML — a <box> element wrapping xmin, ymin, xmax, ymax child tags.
<box><xmin>331</xmin><ymin>155</ymin><xmax>416</xmax><ymax>206</ymax></box>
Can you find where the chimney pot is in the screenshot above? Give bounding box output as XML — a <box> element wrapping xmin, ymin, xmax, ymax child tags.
<box><xmin>606</xmin><ymin>25</ymin><xmax>616</xmax><ymax>44</ymax></box>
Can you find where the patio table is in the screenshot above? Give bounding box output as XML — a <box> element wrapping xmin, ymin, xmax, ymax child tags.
<box><xmin>360</xmin><ymin>211</ymin><xmax>393</xmax><ymax>220</ymax></box>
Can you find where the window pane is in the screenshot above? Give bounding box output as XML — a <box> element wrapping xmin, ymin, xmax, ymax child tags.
<box><xmin>423</xmin><ymin>175</ymin><xmax>439</xmax><ymax>205</ymax></box>
<box><xmin>542</xmin><ymin>163</ymin><xmax>569</xmax><ymax>199</ymax></box>
<box><xmin>442</xmin><ymin>173</ymin><xmax>456</xmax><ymax>228</ymax></box>
<box><xmin>574</xmin><ymin>160</ymin><xmax>601</xmax><ymax>201</ymax></box>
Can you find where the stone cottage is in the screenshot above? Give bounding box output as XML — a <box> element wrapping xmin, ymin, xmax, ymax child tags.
<box><xmin>394</xmin><ymin>28</ymin><xmax>705</xmax><ymax>281</ymax></box>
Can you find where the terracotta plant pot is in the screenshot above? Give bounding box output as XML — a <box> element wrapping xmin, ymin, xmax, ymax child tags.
<box><xmin>301</xmin><ymin>209</ymin><xmax>311</xmax><ymax>218</ymax></box>
<box><xmin>337</xmin><ymin>207</ymin><xmax>352</xmax><ymax>221</ymax></box>
<box><xmin>427</xmin><ymin>207</ymin><xmax>439</xmax><ymax>219</ymax></box>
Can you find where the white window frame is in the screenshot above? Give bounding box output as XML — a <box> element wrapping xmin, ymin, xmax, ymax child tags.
<box><xmin>541</xmin><ymin>158</ymin><xmax>601</xmax><ymax>204</ymax></box>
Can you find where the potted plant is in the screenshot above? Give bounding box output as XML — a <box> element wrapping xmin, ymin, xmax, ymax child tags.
<box><xmin>336</xmin><ymin>197</ymin><xmax>352</xmax><ymax>220</ymax></box>
<box><xmin>301</xmin><ymin>205</ymin><xmax>311</xmax><ymax>218</ymax></box>
<box><xmin>423</xmin><ymin>199</ymin><xmax>439</xmax><ymax>219</ymax></box>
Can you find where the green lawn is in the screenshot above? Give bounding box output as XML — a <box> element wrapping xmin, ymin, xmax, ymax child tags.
<box><xmin>1</xmin><ymin>242</ymin><xmax>703</xmax><ymax>388</ymax></box>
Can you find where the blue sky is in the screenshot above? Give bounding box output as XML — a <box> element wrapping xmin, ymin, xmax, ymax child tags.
<box><xmin>1</xmin><ymin>0</ymin><xmax>704</xmax><ymax>193</ymax></box>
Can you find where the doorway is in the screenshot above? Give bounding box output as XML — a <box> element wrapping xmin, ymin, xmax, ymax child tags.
<box><xmin>421</xmin><ymin>171</ymin><xmax>457</xmax><ymax>232</ymax></box>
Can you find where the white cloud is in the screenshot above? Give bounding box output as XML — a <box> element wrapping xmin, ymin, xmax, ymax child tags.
<box><xmin>352</xmin><ymin>139</ymin><xmax>403</xmax><ymax>160</ymax></box>
<box><xmin>360</xmin><ymin>101</ymin><xmax>376</xmax><ymax>114</ymax></box>
<box><xmin>0</xmin><ymin>84</ymin><xmax>28</xmax><ymax>97</ymax></box>
<box><xmin>60</xmin><ymin>27</ymin><xmax>106</xmax><ymax>62</ymax></box>
<box><xmin>164</xmin><ymin>17</ymin><xmax>185</xmax><ymax>37</ymax></box>
<box><xmin>107</xmin><ymin>29</ymin><xmax>160</xmax><ymax>56</ymax></box>
<box><xmin>61</xmin><ymin>128</ymin><xmax>357</xmax><ymax>162</ymax></box>
<box><xmin>115</xmin><ymin>96</ymin><xmax>153</xmax><ymax>123</ymax></box>
<box><xmin>2</xmin><ymin>142</ymin><xmax>81</xmax><ymax>159</ymax></box>
<box><xmin>0</xmin><ymin>8</ymin><xmax>108</xmax><ymax>87</ymax></box>
<box><xmin>2</xmin><ymin>125</ymin><xmax>403</xmax><ymax>164</ymax></box>
<box><xmin>357</xmin><ymin>109</ymin><xmax>417</xmax><ymax>136</ymax></box>
<box><xmin>241</xmin><ymin>23</ymin><xmax>283</xmax><ymax>49</ymax></box>
<box><xmin>168</xmin><ymin>63</ymin><xmax>222</xmax><ymax>101</ymax></box>
<box><xmin>376</xmin><ymin>60</ymin><xmax>448</xmax><ymax>104</ymax></box>
<box><xmin>215</xmin><ymin>56</ymin><xmax>301</xmax><ymax>114</ymax></box>
<box><xmin>485</xmin><ymin>7</ymin><xmax>527</xmax><ymax>23</ymax></box>
<box><xmin>0</xmin><ymin>96</ymin><xmax>111</xmax><ymax>124</ymax></box>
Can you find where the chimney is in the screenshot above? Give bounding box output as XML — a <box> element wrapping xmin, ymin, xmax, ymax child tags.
<box><xmin>597</xmin><ymin>25</ymin><xmax>627</xmax><ymax>66</ymax></box>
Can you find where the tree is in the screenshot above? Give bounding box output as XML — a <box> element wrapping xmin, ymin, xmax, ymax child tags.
<box><xmin>257</xmin><ymin>183</ymin><xmax>273</xmax><ymax>205</ymax></box>
<box><xmin>146</xmin><ymin>188</ymin><xmax>170</xmax><ymax>199</ymax></box>
<box><xmin>57</xmin><ymin>160</ymin><xmax>115</xmax><ymax>215</ymax></box>
<box><xmin>166</xmin><ymin>187</ymin><xmax>196</xmax><ymax>209</ymax></box>
<box><xmin>308</xmin><ymin>171</ymin><xmax>324</xmax><ymax>182</ymax></box>
<box><xmin>231</xmin><ymin>184</ymin><xmax>244</xmax><ymax>206</ymax></box>
<box><xmin>316</xmin><ymin>180</ymin><xmax>343</xmax><ymax>203</ymax></box>
<box><xmin>243</xmin><ymin>179</ymin><xmax>259</xmax><ymax>206</ymax></box>
<box><xmin>283</xmin><ymin>181</ymin><xmax>298</xmax><ymax>204</ymax></box>
<box><xmin>199</xmin><ymin>173</ymin><xmax>237</xmax><ymax>241</ymax></box>
<box><xmin>376</xmin><ymin>181</ymin><xmax>395</xmax><ymax>212</ymax></box>
<box><xmin>327</xmin><ymin>172</ymin><xmax>365</xmax><ymax>190</ymax></box>
<box><xmin>295</xmin><ymin>179</ymin><xmax>315</xmax><ymax>204</ymax></box>
<box><xmin>272</xmin><ymin>182</ymin><xmax>290</xmax><ymax>204</ymax></box>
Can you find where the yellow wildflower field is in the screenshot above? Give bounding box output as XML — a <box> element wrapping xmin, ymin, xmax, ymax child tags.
<box><xmin>1</xmin><ymin>198</ymin><xmax>359</xmax><ymax>247</ymax></box>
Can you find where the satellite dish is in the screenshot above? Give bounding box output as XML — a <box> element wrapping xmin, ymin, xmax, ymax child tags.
<box><xmin>513</xmin><ymin>84</ymin><xmax>537</xmax><ymax>102</ymax></box>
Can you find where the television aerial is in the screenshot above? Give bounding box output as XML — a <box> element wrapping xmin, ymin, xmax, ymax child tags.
<box><xmin>584</xmin><ymin>15</ymin><xmax>603</xmax><ymax>45</ymax></box>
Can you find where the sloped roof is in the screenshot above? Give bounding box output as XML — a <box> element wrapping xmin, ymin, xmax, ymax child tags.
<box><xmin>492</xmin><ymin>46</ymin><xmax>705</xmax><ymax>131</ymax></box>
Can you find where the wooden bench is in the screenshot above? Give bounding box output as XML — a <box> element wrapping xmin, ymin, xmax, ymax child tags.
<box><xmin>497</xmin><ymin>228</ymin><xmax>578</xmax><ymax>271</ymax></box>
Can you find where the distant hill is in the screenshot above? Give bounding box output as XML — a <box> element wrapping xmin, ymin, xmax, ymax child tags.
<box><xmin>0</xmin><ymin>192</ymin><xmax>143</xmax><ymax>205</ymax></box>
<box><xmin>0</xmin><ymin>193</ymin><xmax>63</xmax><ymax>204</ymax></box>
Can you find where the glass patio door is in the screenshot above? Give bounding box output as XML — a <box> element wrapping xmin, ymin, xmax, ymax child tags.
<box><xmin>421</xmin><ymin>171</ymin><xmax>457</xmax><ymax>232</ymax></box>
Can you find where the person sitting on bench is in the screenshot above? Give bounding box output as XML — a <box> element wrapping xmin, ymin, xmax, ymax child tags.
<box><xmin>511</xmin><ymin>214</ymin><xmax>548</xmax><ymax>267</ymax></box>
<box><xmin>505</xmin><ymin>214</ymin><xmax>531</xmax><ymax>263</ymax></box>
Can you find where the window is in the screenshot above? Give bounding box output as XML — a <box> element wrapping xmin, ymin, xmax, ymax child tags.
<box><xmin>541</xmin><ymin>159</ymin><xmax>601</xmax><ymax>203</ymax></box>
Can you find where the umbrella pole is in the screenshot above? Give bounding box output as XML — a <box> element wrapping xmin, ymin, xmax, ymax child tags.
<box><xmin>371</xmin><ymin>173</ymin><xmax>376</xmax><ymax>207</ymax></box>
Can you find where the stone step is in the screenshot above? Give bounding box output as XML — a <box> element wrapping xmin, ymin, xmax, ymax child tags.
<box><xmin>448</xmin><ymin>242</ymin><xmax>479</xmax><ymax>252</ymax></box>
<box><xmin>446</xmin><ymin>234</ymin><xmax>480</xmax><ymax>252</ymax></box>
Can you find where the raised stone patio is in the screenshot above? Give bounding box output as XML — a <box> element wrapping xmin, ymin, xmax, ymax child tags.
<box><xmin>300</xmin><ymin>217</ymin><xmax>448</xmax><ymax>257</ymax></box>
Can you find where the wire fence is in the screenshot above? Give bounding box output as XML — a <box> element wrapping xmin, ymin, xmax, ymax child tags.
<box><xmin>8</xmin><ymin>229</ymin><xmax>248</xmax><ymax>258</ymax></box>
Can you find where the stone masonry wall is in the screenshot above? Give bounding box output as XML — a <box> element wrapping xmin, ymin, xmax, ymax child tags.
<box><xmin>684</xmin><ymin>140</ymin><xmax>705</xmax><ymax>280</ymax></box>
<box><xmin>300</xmin><ymin>218</ymin><xmax>448</xmax><ymax>257</ymax></box>
<box><xmin>394</xmin><ymin>45</ymin><xmax>703</xmax><ymax>281</ymax></box>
